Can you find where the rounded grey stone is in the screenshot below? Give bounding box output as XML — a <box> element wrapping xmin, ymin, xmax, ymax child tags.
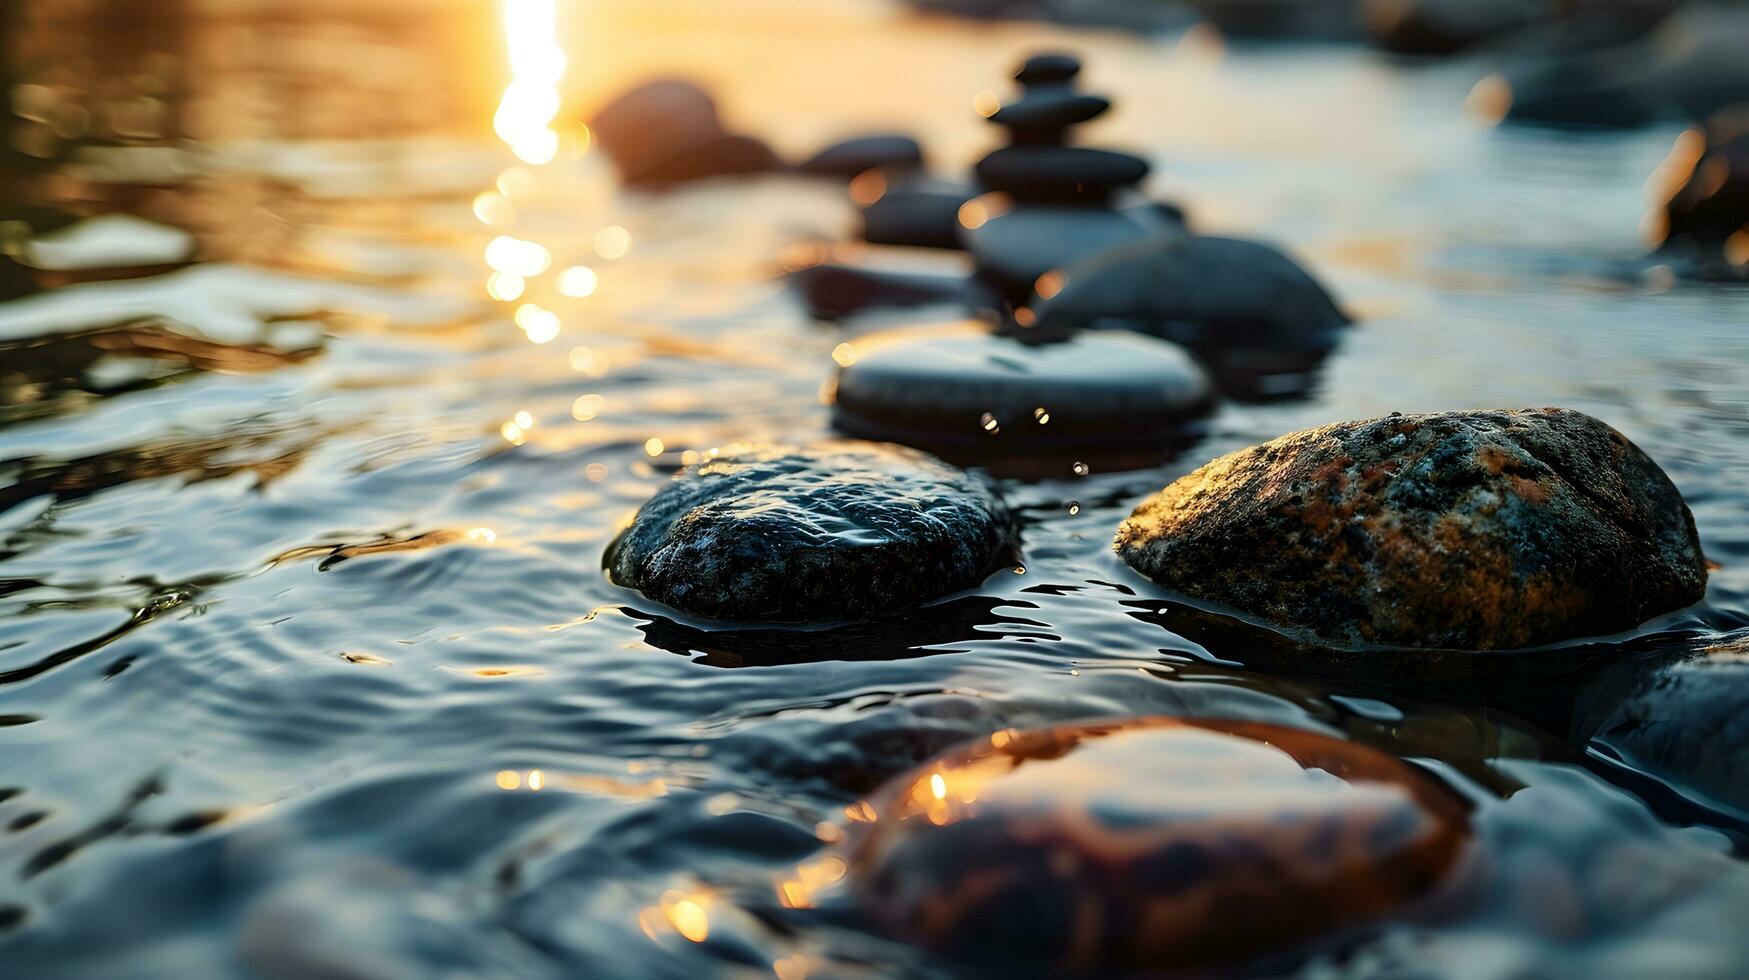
<box><xmin>833</xmin><ymin>323</ymin><xmax>1214</xmax><ymax>456</ymax></box>
<box><xmin>605</xmin><ymin>442</ymin><xmax>1017</xmax><ymax>623</ymax></box>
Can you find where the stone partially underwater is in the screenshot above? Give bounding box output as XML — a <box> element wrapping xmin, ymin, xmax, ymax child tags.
<box><xmin>844</xmin><ymin>716</ymin><xmax>1473</xmax><ymax>974</ymax></box>
<box><xmin>1116</xmin><ymin>409</ymin><xmax>1707</xmax><ymax>652</ymax></box>
<box><xmin>1031</xmin><ymin>234</ymin><xmax>1351</xmax><ymax>398</ymax></box>
<box><xmin>604</xmin><ymin>442</ymin><xmax>1017</xmax><ymax>623</ymax></box>
<box><xmin>830</xmin><ymin>321</ymin><xmax>1214</xmax><ymax>470</ymax></box>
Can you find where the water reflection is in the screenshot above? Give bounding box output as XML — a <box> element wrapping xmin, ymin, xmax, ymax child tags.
<box><xmin>495</xmin><ymin>0</ymin><xmax>568</xmax><ymax>166</ymax></box>
<box><xmin>627</xmin><ymin>595</ymin><xmax>1054</xmax><ymax>668</ymax></box>
<box><xmin>0</xmin><ymin>1</ymin><xmax>1746</xmax><ymax>976</ymax></box>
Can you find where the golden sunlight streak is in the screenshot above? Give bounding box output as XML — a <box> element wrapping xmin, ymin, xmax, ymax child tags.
<box><xmin>496</xmin><ymin>0</ymin><xmax>568</xmax><ymax>165</ymax></box>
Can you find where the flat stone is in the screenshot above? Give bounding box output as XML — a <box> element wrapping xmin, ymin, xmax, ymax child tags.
<box><xmin>987</xmin><ymin>91</ymin><xmax>1110</xmax><ymax>143</ymax></box>
<box><xmin>1116</xmin><ymin>409</ymin><xmax>1708</xmax><ymax>651</ymax></box>
<box><xmin>974</xmin><ymin>146</ymin><xmax>1149</xmax><ymax>202</ymax></box>
<box><xmin>1031</xmin><ymin>235</ymin><xmax>1349</xmax><ymax>393</ymax></box>
<box><xmin>832</xmin><ymin>322</ymin><xmax>1214</xmax><ymax>458</ymax></box>
<box><xmin>844</xmin><ymin>717</ymin><xmax>1471</xmax><ymax>973</ymax></box>
<box><xmin>962</xmin><ymin>204</ymin><xmax>1169</xmax><ymax>300</ymax></box>
<box><xmin>862</xmin><ymin>178</ymin><xmax>978</xmax><ymax>250</ymax></box>
<box><xmin>1573</xmin><ymin>630</ymin><xmax>1749</xmax><ymax>818</ymax></box>
<box><xmin>605</xmin><ymin>442</ymin><xmax>1016</xmax><ymax>623</ymax></box>
<box><xmin>797</xmin><ymin>135</ymin><xmax>925</xmax><ymax>178</ymax></box>
<box><xmin>1013</xmin><ymin>52</ymin><xmax>1082</xmax><ymax>88</ymax></box>
<box><xmin>1364</xmin><ymin>0</ymin><xmax>1544</xmax><ymax>56</ymax></box>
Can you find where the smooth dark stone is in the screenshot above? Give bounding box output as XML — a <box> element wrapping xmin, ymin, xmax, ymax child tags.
<box><xmin>1116</xmin><ymin>409</ymin><xmax>1708</xmax><ymax>651</ymax></box>
<box><xmin>988</xmin><ymin>91</ymin><xmax>1110</xmax><ymax>145</ymax></box>
<box><xmin>1498</xmin><ymin>56</ymin><xmax>1663</xmax><ymax>128</ymax></box>
<box><xmin>1046</xmin><ymin>0</ymin><xmax>1200</xmax><ymax>32</ymax></box>
<box><xmin>974</xmin><ymin>146</ymin><xmax>1149</xmax><ymax>202</ymax></box>
<box><xmin>784</xmin><ymin>262</ymin><xmax>990</xmax><ymax>321</ymax></box>
<box><xmin>1484</xmin><ymin>3</ymin><xmax>1677</xmax><ymax>58</ymax></box>
<box><xmin>832</xmin><ymin>323</ymin><xmax>1214</xmax><ymax>459</ymax></box>
<box><xmin>1187</xmin><ymin>0</ymin><xmax>1360</xmax><ymax>39</ymax></box>
<box><xmin>1573</xmin><ymin>630</ymin><xmax>1749</xmax><ymax>818</ymax></box>
<box><xmin>587</xmin><ymin>79</ymin><xmax>781</xmax><ymax>186</ymax></box>
<box><xmin>1031</xmin><ymin>235</ymin><xmax>1348</xmax><ymax>394</ymax></box>
<box><xmin>963</xmin><ymin>205</ymin><xmax>1169</xmax><ymax>301</ymax></box>
<box><xmin>1504</xmin><ymin>6</ymin><xmax>1749</xmax><ymax>129</ymax></box>
<box><xmin>1652</xmin><ymin>114</ymin><xmax>1749</xmax><ymax>278</ymax></box>
<box><xmin>796</xmin><ymin>135</ymin><xmax>925</xmax><ymax>178</ymax></box>
<box><xmin>1363</xmin><ymin>0</ymin><xmax>1544</xmax><ymax>56</ymax></box>
<box><xmin>861</xmin><ymin>179</ymin><xmax>979</xmax><ymax>250</ymax></box>
<box><xmin>623</xmin><ymin>135</ymin><xmax>783</xmax><ymax>187</ymax></box>
<box><xmin>1013</xmin><ymin>52</ymin><xmax>1082</xmax><ymax>88</ymax></box>
<box><xmin>605</xmin><ymin>442</ymin><xmax>1016</xmax><ymax>623</ymax></box>
<box><xmin>844</xmin><ymin>717</ymin><xmax>1471</xmax><ymax>973</ymax></box>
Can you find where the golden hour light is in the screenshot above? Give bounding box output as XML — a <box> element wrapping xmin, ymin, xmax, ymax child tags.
<box><xmin>593</xmin><ymin>225</ymin><xmax>632</xmax><ymax>259</ymax></box>
<box><xmin>557</xmin><ymin>265</ymin><xmax>598</xmax><ymax>297</ymax></box>
<box><xmin>657</xmin><ymin>890</ymin><xmax>711</xmax><ymax>943</ymax></box>
<box><xmin>571</xmin><ymin>393</ymin><xmax>605</xmax><ymax>420</ymax></box>
<box><xmin>6</xmin><ymin>3</ymin><xmax>1744</xmax><ymax>976</ymax></box>
<box><xmin>495</xmin><ymin>0</ymin><xmax>567</xmax><ymax>165</ymax></box>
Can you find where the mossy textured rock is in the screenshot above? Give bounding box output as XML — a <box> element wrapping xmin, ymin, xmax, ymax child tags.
<box><xmin>1116</xmin><ymin>409</ymin><xmax>1706</xmax><ymax>650</ymax></box>
<box><xmin>606</xmin><ymin>443</ymin><xmax>1016</xmax><ymax>623</ymax></box>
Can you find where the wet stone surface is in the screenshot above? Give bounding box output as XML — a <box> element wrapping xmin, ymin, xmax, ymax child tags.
<box><xmin>605</xmin><ymin>442</ymin><xmax>1017</xmax><ymax>623</ymax></box>
<box><xmin>962</xmin><ymin>204</ymin><xmax>1171</xmax><ymax>300</ymax></box>
<box><xmin>831</xmin><ymin>323</ymin><xmax>1214</xmax><ymax>463</ymax></box>
<box><xmin>844</xmin><ymin>716</ymin><xmax>1473</xmax><ymax>973</ymax></box>
<box><xmin>796</xmin><ymin>134</ymin><xmax>925</xmax><ymax>178</ymax></box>
<box><xmin>1117</xmin><ymin>408</ymin><xmax>1708</xmax><ymax>651</ymax></box>
<box><xmin>1031</xmin><ymin>234</ymin><xmax>1350</xmax><ymax>393</ymax></box>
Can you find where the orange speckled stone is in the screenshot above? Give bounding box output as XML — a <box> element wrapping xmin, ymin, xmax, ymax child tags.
<box><xmin>1116</xmin><ymin>409</ymin><xmax>1706</xmax><ymax>650</ymax></box>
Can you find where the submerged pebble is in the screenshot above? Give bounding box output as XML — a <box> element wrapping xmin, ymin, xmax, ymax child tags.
<box><xmin>1116</xmin><ymin>409</ymin><xmax>1707</xmax><ymax>651</ymax></box>
<box><xmin>605</xmin><ymin>442</ymin><xmax>1016</xmax><ymax>623</ymax></box>
<box><xmin>846</xmin><ymin>716</ymin><xmax>1472</xmax><ymax>973</ymax></box>
<box><xmin>831</xmin><ymin>322</ymin><xmax>1213</xmax><ymax>461</ymax></box>
<box><xmin>1573</xmin><ymin>629</ymin><xmax>1749</xmax><ymax>818</ymax></box>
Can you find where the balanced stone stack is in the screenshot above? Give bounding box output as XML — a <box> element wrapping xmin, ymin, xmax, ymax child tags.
<box><xmin>961</xmin><ymin>53</ymin><xmax>1178</xmax><ymax>303</ymax></box>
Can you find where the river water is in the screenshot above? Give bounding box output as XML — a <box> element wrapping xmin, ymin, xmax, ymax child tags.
<box><xmin>1</xmin><ymin>1</ymin><xmax>1747</xmax><ymax>976</ymax></box>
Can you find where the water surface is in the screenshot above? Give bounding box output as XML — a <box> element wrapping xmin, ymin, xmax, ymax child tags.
<box><xmin>1</xmin><ymin>1</ymin><xmax>1747</xmax><ymax>976</ymax></box>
